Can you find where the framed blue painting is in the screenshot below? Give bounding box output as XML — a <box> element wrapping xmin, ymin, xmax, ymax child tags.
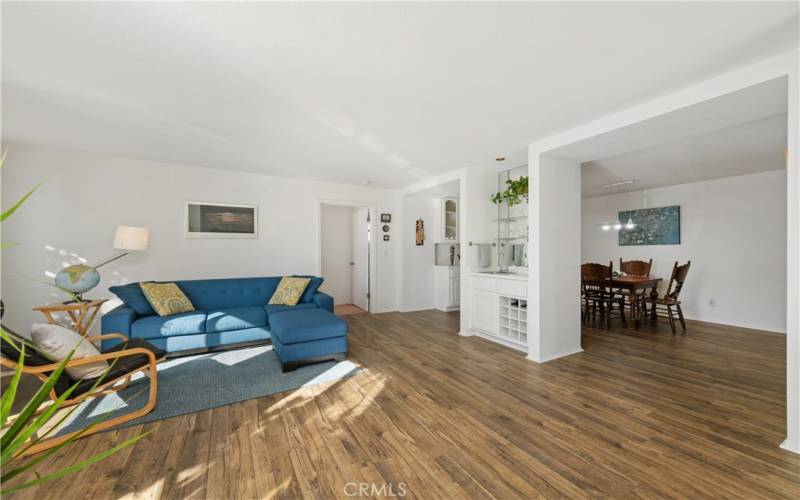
<box><xmin>618</xmin><ymin>206</ymin><xmax>680</xmax><ymax>246</ymax></box>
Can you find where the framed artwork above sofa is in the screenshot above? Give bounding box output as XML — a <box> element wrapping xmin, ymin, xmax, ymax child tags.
<box><xmin>185</xmin><ymin>201</ymin><xmax>258</xmax><ymax>239</ymax></box>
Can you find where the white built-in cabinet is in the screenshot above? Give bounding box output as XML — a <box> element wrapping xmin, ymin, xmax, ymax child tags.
<box><xmin>470</xmin><ymin>289</ymin><xmax>498</xmax><ymax>333</ymax></box>
<box><xmin>449</xmin><ymin>267</ymin><xmax>461</xmax><ymax>307</ymax></box>
<box><xmin>442</xmin><ymin>198</ymin><xmax>458</xmax><ymax>241</ymax></box>
<box><xmin>434</xmin><ymin>266</ymin><xmax>460</xmax><ymax>312</ymax></box>
<box><xmin>469</xmin><ymin>273</ymin><xmax>528</xmax><ymax>352</ymax></box>
<box><xmin>434</xmin><ymin>196</ymin><xmax>460</xmax><ymax>311</ymax></box>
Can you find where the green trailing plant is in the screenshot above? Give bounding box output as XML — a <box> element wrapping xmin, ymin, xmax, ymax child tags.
<box><xmin>490</xmin><ymin>175</ymin><xmax>529</xmax><ymax>206</ymax></box>
<box><xmin>0</xmin><ymin>150</ymin><xmax>149</xmax><ymax>494</ymax></box>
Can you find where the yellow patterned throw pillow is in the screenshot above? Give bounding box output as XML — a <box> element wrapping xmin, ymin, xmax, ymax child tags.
<box><xmin>140</xmin><ymin>282</ymin><xmax>195</xmax><ymax>317</ymax></box>
<box><xmin>269</xmin><ymin>277</ymin><xmax>311</xmax><ymax>306</ymax></box>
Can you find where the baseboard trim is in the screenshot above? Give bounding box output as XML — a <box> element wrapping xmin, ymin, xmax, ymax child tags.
<box><xmin>527</xmin><ymin>346</ymin><xmax>583</xmax><ymax>364</ymax></box>
<box><xmin>471</xmin><ymin>331</ymin><xmax>528</xmax><ymax>353</ymax></box>
<box><xmin>398</xmin><ymin>307</ymin><xmax>435</xmax><ymax>313</ymax></box>
<box><xmin>780</xmin><ymin>438</ymin><xmax>800</xmax><ymax>454</ymax></box>
<box><xmin>458</xmin><ymin>330</ymin><xmax>473</xmax><ymax>337</ymax></box>
<box><xmin>682</xmin><ymin>316</ymin><xmax>786</xmax><ymax>335</ymax></box>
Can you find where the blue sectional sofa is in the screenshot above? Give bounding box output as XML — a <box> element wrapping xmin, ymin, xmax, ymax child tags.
<box><xmin>101</xmin><ymin>276</ymin><xmax>333</xmax><ymax>354</ymax></box>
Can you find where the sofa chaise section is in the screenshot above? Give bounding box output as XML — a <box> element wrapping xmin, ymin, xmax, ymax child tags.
<box><xmin>269</xmin><ymin>308</ymin><xmax>348</xmax><ymax>372</ymax></box>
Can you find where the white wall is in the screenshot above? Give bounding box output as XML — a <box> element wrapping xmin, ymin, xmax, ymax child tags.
<box><xmin>462</xmin><ymin>166</ymin><xmax>497</xmax><ymax>272</ymax></box>
<box><xmin>1</xmin><ymin>142</ymin><xmax>401</xmax><ymax>336</ymax></box>
<box><xmin>400</xmin><ymin>195</ymin><xmax>438</xmax><ymax>311</ymax></box>
<box><xmin>582</xmin><ymin>170</ymin><xmax>787</xmax><ymax>333</ymax></box>
<box><xmin>320</xmin><ymin>204</ymin><xmax>354</xmax><ymax>304</ymax></box>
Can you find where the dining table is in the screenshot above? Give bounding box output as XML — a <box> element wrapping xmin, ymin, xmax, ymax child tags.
<box><xmin>584</xmin><ymin>275</ymin><xmax>662</xmax><ymax>329</ymax></box>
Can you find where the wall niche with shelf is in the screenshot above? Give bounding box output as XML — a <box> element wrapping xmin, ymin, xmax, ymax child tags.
<box><xmin>494</xmin><ymin>165</ymin><xmax>529</xmax><ymax>270</ymax></box>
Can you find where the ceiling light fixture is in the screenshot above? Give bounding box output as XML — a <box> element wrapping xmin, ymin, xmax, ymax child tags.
<box><xmin>495</xmin><ymin>156</ymin><xmax>506</xmax><ymax>162</ymax></box>
<box><xmin>598</xmin><ymin>180</ymin><xmax>639</xmax><ymax>232</ymax></box>
<box><xmin>624</xmin><ymin>217</ymin><xmax>636</xmax><ymax>230</ymax></box>
<box><xmin>603</xmin><ymin>179</ymin><xmax>636</xmax><ymax>189</ymax></box>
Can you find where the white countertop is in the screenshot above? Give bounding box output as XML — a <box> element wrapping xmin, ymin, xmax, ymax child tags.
<box><xmin>470</xmin><ymin>271</ymin><xmax>528</xmax><ymax>281</ymax></box>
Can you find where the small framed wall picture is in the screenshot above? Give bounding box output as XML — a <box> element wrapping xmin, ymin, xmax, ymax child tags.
<box><xmin>380</xmin><ymin>213</ymin><xmax>391</xmax><ymax>223</ymax></box>
<box><xmin>383</xmin><ymin>235</ymin><xmax>390</xmax><ymax>241</ymax></box>
<box><xmin>185</xmin><ymin>201</ymin><xmax>258</xmax><ymax>239</ymax></box>
<box><xmin>382</xmin><ymin>224</ymin><xmax>390</xmax><ymax>232</ymax></box>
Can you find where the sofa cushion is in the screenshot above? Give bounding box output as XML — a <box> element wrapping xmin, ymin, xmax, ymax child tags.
<box><xmin>177</xmin><ymin>277</ymin><xmax>282</xmax><ymax>310</ymax></box>
<box><xmin>109</xmin><ymin>283</ymin><xmax>156</xmax><ymax>316</ymax></box>
<box><xmin>140</xmin><ymin>282</ymin><xmax>196</xmax><ymax>317</ymax></box>
<box><xmin>206</xmin><ymin>306</ymin><xmax>268</xmax><ymax>333</ymax></box>
<box><xmin>264</xmin><ymin>302</ymin><xmax>317</xmax><ymax>319</ymax></box>
<box><xmin>269</xmin><ymin>277</ymin><xmax>311</xmax><ymax>306</ymax></box>
<box><xmin>293</xmin><ymin>275</ymin><xmax>325</xmax><ymax>303</ymax></box>
<box><xmin>31</xmin><ymin>323</ymin><xmax>108</xmax><ymax>380</ymax></box>
<box><xmin>131</xmin><ymin>311</ymin><xmax>207</xmax><ymax>339</ymax></box>
<box><xmin>270</xmin><ymin>309</ymin><xmax>348</xmax><ymax>345</ymax></box>
<box><xmin>272</xmin><ymin>334</ymin><xmax>348</xmax><ymax>364</ymax></box>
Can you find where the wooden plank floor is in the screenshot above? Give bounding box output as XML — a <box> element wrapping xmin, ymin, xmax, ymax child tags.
<box><xmin>333</xmin><ymin>304</ymin><xmax>367</xmax><ymax>316</ymax></box>
<box><xmin>9</xmin><ymin>311</ymin><xmax>800</xmax><ymax>499</ymax></box>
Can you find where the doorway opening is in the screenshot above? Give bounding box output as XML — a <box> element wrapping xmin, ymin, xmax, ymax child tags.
<box><xmin>320</xmin><ymin>203</ymin><xmax>372</xmax><ymax>315</ymax></box>
<box><xmin>401</xmin><ymin>179</ymin><xmax>462</xmax><ymax>332</ymax></box>
<box><xmin>529</xmin><ymin>71</ymin><xmax>796</xmax><ymax>453</ymax></box>
<box><xmin>570</xmin><ymin>77</ymin><xmax>788</xmax><ymax>335</ymax></box>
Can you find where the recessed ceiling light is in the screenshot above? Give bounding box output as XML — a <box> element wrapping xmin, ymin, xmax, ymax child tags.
<box><xmin>495</xmin><ymin>156</ymin><xmax>506</xmax><ymax>162</ymax></box>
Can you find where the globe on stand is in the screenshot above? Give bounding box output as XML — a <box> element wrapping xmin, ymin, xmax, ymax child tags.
<box><xmin>54</xmin><ymin>264</ymin><xmax>100</xmax><ymax>302</ymax></box>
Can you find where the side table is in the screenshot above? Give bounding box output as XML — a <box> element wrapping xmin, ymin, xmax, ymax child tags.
<box><xmin>33</xmin><ymin>299</ymin><xmax>108</xmax><ymax>336</ymax></box>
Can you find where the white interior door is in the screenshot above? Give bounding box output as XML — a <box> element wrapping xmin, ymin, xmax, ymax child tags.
<box><xmin>352</xmin><ymin>208</ymin><xmax>370</xmax><ymax>311</ymax></box>
<box><xmin>320</xmin><ymin>205</ymin><xmax>353</xmax><ymax>304</ymax></box>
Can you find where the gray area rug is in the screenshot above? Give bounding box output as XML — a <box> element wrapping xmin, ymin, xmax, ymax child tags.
<box><xmin>56</xmin><ymin>344</ymin><xmax>360</xmax><ymax>435</ymax></box>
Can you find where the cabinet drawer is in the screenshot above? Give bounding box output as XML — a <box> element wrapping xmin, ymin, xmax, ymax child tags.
<box><xmin>471</xmin><ymin>276</ymin><xmax>495</xmax><ymax>292</ymax></box>
<box><xmin>496</xmin><ymin>279</ymin><xmax>527</xmax><ymax>298</ymax></box>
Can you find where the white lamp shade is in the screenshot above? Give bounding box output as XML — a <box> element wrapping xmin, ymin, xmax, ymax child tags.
<box><xmin>113</xmin><ymin>225</ymin><xmax>149</xmax><ymax>251</ymax></box>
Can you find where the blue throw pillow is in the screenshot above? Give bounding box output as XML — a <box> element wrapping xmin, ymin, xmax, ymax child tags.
<box><xmin>109</xmin><ymin>283</ymin><xmax>155</xmax><ymax>316</ymax></box>
<box><xmin>293</xmin><ymin>275</ymin><xmax>324</xmax><ymax>303</ymax></box>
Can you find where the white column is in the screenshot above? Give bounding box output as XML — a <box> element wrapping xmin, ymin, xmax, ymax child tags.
<box><xmin>527</xmin><ymin>152</ymin><xmax>583</xmax><ymax>362</ymax></box>
<box><xmin>782</xmin><ymin>56</ymin><xmax>800</xmax><ymax>454</ymax></box>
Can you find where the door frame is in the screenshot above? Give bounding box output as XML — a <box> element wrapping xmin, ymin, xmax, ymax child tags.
<box><xmin>316</xmin><ymin>199</ymin><xmax>377</xmax><ymax>313</ymax></box>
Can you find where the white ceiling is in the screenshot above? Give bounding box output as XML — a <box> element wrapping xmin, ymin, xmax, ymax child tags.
<box><xmin>408</xmin><ymin>179</ymin><xmax>460</xmax><ymax>199</ymax></box>
<box><xmin>581</xmin><ymin>113</ymin><xmax>787</xmax><ymax>198</ymax></box>
<box><xmin>551</xmin><ymin>76</ymin><xmax>789</xmax><ymax>163</ymax></box>
<box><xmin>2</xmin><ymin>2</ymin><xmax>798</xmax><ymax>187</ymax></box>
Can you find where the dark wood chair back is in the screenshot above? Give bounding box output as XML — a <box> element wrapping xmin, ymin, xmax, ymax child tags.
<box><xmin>665</xmin><ymin>261</ymin><xmax>691</xmax><ymax>300</ymax></box>
<box><xmin>581</xmin><ymin>262</ymin><xmax>613</xmax><ymax>295</ymax></box>
<box><xmin>619</xmin><ymin>258</ymin><xmax>652</xmax><ymax>277</ymax></box>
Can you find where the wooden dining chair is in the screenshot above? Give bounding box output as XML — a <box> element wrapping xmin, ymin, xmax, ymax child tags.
<box><xmin>619</xmin><ymin>258</ymin><xmax>652</xmax><ymax>277</ymax></box>
<box><xmin>645</xmin><ymin>261</ymin><xmax>691</xmax><ymax>333</ymax></box>
<box><xmin>618</xmin><ymin>258</ymin><xmax>652</xmax><ymax>315</ymax></box>
<box><xmin>581</xmin><ymin>261</ymin><xmax>626</xmax><ymax>329</ymax></box>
